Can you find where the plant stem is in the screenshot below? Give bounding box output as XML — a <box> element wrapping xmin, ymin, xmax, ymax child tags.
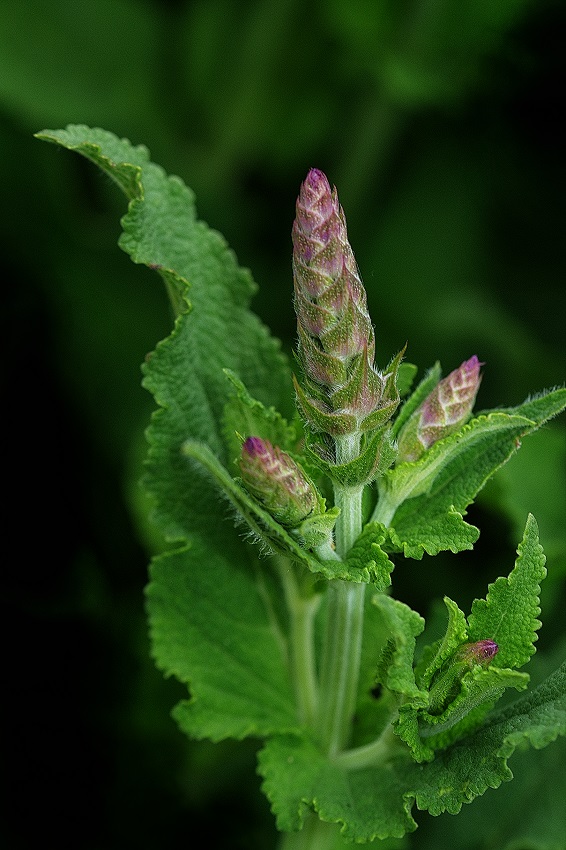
<box><xmin>333</xmin><ymin>713</ymin><xmax>399</xmax><ymax>771</ymax></box>
<box><xmin>333</xmin><ymin>434</ymin><xmax>364</xmax><ymax>556</ymax></box>
<box><xmin>317</xmin><ymin>580</ymin><xmax>366</xmax><ymax>757</ymax></box>
<box><xmin>280</xmin><ymin>435</ymin><xmax>379</xmax><ymax>847</ymax></box>
<box><xmin>370</xmin><ymin>486</ymin><xmax>397</xmax><ymax>527</ymax></box>
<box><xmin>277</xmin><ymin>559</ymin><xmax>320</xmax><ymax>727</ymax></box>
<box><xmin>317</xmin><ymin>433</ymin><xmax>366</xmax><ymax>758</ymax></box>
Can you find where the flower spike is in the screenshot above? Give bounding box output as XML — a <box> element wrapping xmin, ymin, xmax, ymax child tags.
<box><xmin>292</xmin><ymin>168</ymin><xmax>398</xmax><ymax>437</ymax></box>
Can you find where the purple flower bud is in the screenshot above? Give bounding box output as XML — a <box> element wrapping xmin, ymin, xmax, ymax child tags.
<box><xmin>428</xmin><ymin>638</ymin><xmax>498</xmax><ymax>714</ymax></box>
<box><xmin>239</xmin><ymin>436</ymin><xmax>317</xmax><ymax>527</ymax></box>
<box><xmin>455</xmin><ymin>639</ymin><xmax>499</xmax><ymax>667</ymax></box>
<box><xmin>397</xmin><ymin>356</ymin><xmax>483</xmax><ymax>462</ymax></box>
<box><xmin>293</xmin><ymin>169</ymin><xmax>374</xmax><ymax>368</ymax></box>
<box><xmin>292</xmin><ymin>169</ymin><xmax>398</xmax><ymax>436</ymax></box>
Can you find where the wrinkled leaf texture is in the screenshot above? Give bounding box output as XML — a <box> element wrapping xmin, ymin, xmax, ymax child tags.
<box><xmin>37</xmin><ymin>125</ymin><xmax>297</xmax><ymax>740</ymax></box>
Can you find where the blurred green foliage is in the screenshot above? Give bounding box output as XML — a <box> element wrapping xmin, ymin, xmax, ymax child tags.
<box><xmin>2</xmin><ymin>1</ymin><xmax>564</xmax><ymax>847</ymax></box>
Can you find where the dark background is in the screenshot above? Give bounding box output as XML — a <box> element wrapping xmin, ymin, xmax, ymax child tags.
<box><xmin>2</xmin><ymin>1</ymin><xmax>565</xmax><ymax>847</ymax></box>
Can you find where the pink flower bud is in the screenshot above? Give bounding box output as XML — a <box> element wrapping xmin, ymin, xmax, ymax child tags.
<box><xmin>397</xmin><ymin>356</ymin><xmax>483</xmax><ymax>462</ymax></box>
<box><xmin>293</xmin><ymin>168</ymin><xmax>374</xmax><ymax>370</ymax></box>
<box><xmin>428</xmin><ymin>638</ymin><xmax>498</xmax><ymax>714</ymax></box>
<box><xmin>239</xmin><ymin>437</ymin><xmax>317</xmax><ymax>527</ymax></box>
<box><xmin>455</xmin><ymin>639</ymin><xmax>499</xmax><ymax>667</ymax></box>
<box><xmin>292</xmin><ymin>169</ymin><xmax>399</xmax><ymax>436</ymax></box>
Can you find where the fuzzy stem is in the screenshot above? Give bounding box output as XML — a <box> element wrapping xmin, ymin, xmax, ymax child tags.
<box><xmin>333</xmin><ymin>712</ymin><xmax>400</xmax><ymax>771</ymax></box>
<box><xmin>317</xmin><ymin>433</ymin><xmax>366</xmax><ymax>758</ymax></box>
<box><xmin>333</xmin><ymin>433</ymin><xmax>364</xmax><ymax>556</ymax></box>
<box><xmin>370</xmin><ymin>485</ymin><xmax>398</xmax><ymax>527</ymax></box>
<box><xmin>277</xmin><ymin>559</ymin><xmax>320</xmax><ymax>727</ymax></box>
<box><xmin>317</xmin><ymin>580</ymin><xmax>366</xmax><ymax>757</ymax></box>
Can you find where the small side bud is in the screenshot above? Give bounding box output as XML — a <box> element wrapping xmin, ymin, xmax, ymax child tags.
<box><xmin>397</xmin><ymin>356</ymin><xmax>483</xmax><ymax>462</ymax></box>
<box><xmin>428</xmin><ymin>637</ymin><xmax>498</xmax><ymax>715</ymax></box>
<box><xmin>454</xmin><ymin>639</ymin><xmax>499</xmax><ymax>667</ymax></box>
<box><xmin>239</xmin><ymin>436</ymin><xmax>317</xmax><ymax>528</ymax></box>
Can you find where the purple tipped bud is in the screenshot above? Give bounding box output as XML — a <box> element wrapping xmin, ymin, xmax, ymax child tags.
<box><xmin>455</xmin><ymin>639</ymin><xmax>498</xmax><ymax>667</ymax></box>
<box><xmin>239</xmin><ymin>437</ymin><xmax>317</xmax><ymax>527</ymax></box>
<box><xmin>292</xmin><ymin>169</ymin><xmax>397</xmax><ymax>436</ymax></box>
<box><xmin>428</xmin><ymin>638</ymin><xmax>498</xmax><ymax>714</ymax></box>
<box><xmin>397</xmin><ymin>356</ymin><xmax>483</xmax><ymax>462</ymax></box>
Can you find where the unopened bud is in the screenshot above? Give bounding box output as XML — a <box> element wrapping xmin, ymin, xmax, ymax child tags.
<box><xmin>239</xmin><ymin>436</ymin><xmax>317</xmax><ymax>527</ymax></box>
<box><xmin>454</xmin><ymin>639</ymin><xmax>499</xmax><ymax>666</ymax></box>
<box><xmin>429</xmin><ymin>638</ymin><xmax>498</xmax><ymax>715</ymax></box>
<box><xmin>397</xmin><ymin>356</ymin><xmax>482</xmax><ymax>463</ymax></box>
<box><xmin>292</xmin><ymin>169</ymin><xmax>397</xmax><ymax>436</ymax></box>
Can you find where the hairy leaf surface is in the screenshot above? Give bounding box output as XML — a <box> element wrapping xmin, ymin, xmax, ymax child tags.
<box><xmin>147</xmin><ymin>541</ymin><xmax>297</xmax><ymax>741</ymax></box>
<box><xmin>467</xmin><ymin>513</ymin><xmax>546</xmax><ymax>669</ymax></box>
<box><xmin>378</xmin><ymin>389</ymin><xmax>566</xmax><ymax>558</ymax></box>
<box><xmin>259</xmin><ymin>663</ymin><xmax>566</xmax><ymax>841</ymax></box>
<box><xmin>37</xmin><ymin>125</ymin><xmax>293</xmax><ymax>547</ymax></box>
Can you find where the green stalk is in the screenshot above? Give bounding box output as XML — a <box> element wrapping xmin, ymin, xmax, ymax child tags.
<box><xmin>317</xmin><ymin>433</ymin><xmax>365</xmax><ymax>758</ymax></box>
<box><xmin>370</xmin><ymin>484</ymin><xmax>398</xmax><ymax>527</ymax></box>
<box><xmin>279</xmin><ymin>438</ymin><xmax>366</xmax><ymax>850</ymax></box>
<box><xmin>333</xmin><ymin>713</ymin><xmax>400</xmax><ymax>771</ymax></box>
<box><xmin>277</xmin><ymin>559</ymin><xmax>320</xmax><ymax>727</ymax></box>
<box><xmin>317</xmin><ymin>579</ymin><xmax>366</xmax><ymax>757</ymax></box>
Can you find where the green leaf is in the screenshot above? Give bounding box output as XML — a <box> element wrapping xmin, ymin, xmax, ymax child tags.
<box><xmin>400</xmin><ymin>661</ymin><xmax>566</xmax><ymax>817</ymax></box>
<box><xmin>419</xmin><ymin>666</ymin><xmax>528</xmax><ymax>756</ymax></box>
<box><xmin>221</xmin><ymin>369</ymin><xmax>299</xmax><ymax>471</ymax></box>
<box><xmin>258</xmin><ymin>733</ymin><xmax>418</xmax><ymax>841</ymax></box>
<box><xmin>495</xmin><ymin>389</ymin><xmax>566</xmax><ymax>424</ymax></box>
<box><xmin>372</xmin><ymin>595</ymin><xmax>426</xmax><ymax>701</ymax></box>
<box><xmin>376</xmin><ymin>388</ymin><xmax>566</xmax><ymax>559</ymax></box>
<box><xmin>343</xmin><ymin>522</ymin><xmax>396</xmax><ymax>591</ymax></box>
<box><xmin>146</xmin><ymin>540</ymin><xmax>298</xmax><ymax>741</ymax></box>
<box><xmin>417</xmin><ymin>733</ymin><xmax>566</xmax><ymax>850</ymax></box>
<box><xmin>396</xmin><ymin>362</ymin><xmax>419</xmax><ymax>398</ymax></box>
<box><xmin>415</xmin><ymin>596</ymin><xmax>469</xmax><ymax>690</ymax></box>
<box><xmin>259</xmin><ymin>664</ymin><xmax>566</xmax><ymax>841</ymax></box>
<box><xmin>399</xmin><ymin>517</ymin><xmax>546</xmax><ymax>761</ymax></box>
<box><xmin>468</xmin><ymin>513</ymin><xmax>547</xmax><ymax>670</ymax></box>
<box><xmin>37</xmin><ymin>125</ymin><xmax>293</xmax><ymax>547</ymax></box>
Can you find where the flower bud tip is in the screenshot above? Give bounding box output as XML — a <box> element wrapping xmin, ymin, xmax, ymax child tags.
<box><xmin>456</xmin><ymin>639</ymin><xmax>498</xmax><ymax>666</ymax></box>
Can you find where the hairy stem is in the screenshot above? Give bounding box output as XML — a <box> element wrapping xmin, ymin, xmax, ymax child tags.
<box><xmin>317</xmin><ymin>580</ymin><xmax>366</xmax><ymax>757</ymax></box>
<box><xmin>317</xmin><ymin>433</ymin><xmax>366</xmax><ymax>758</ymax></box>
<box><xmin>277</xmin><ymin>559</ymin><xmax>320</xmax><ymax>727</ymax></box>
<box><xmin>333</xmin><ymin>712</ymin><xmax>400</xmax><ymax>770</ymax></box>
<box><xmin>370</xmin><ymin>485</ymin><xmax>398</xmax><ymax>527</ymax></box>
